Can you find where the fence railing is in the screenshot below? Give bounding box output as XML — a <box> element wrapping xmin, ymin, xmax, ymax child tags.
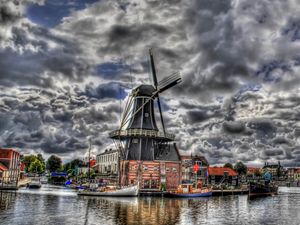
<box><xmin>109</xmin><ymin>129</ymin><xmax>175</xmax><ymax>140</ymax></box>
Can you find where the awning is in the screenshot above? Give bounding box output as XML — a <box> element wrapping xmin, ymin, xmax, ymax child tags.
<box><xmin>0</xmin><ymin>162</ymin><xmax>8</xmax><ymax>171</ymax></box>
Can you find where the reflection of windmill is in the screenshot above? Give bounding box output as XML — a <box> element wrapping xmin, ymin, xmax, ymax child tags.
<box><xmin>110</xmin><ymin>49</ymin><xmax>181</xmax><ymax>161</ymax></box>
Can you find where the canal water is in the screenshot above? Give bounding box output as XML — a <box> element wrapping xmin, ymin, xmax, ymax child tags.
<box><xmin>1</xmin><ymin>185</ymin><xmax>300</xmax><ymax>225</ymax></box>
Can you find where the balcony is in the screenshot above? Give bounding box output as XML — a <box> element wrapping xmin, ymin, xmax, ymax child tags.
<box><xmin>109</xmin><ymin>129</ymin><xmax>175</xmax><ymax>141</ymax></box>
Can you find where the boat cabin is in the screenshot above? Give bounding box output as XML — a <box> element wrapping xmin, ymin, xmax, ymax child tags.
<box><xmin>177</xmin><ymin>184</ymin><xmax>193</xmax><ymax>193</ymax></box>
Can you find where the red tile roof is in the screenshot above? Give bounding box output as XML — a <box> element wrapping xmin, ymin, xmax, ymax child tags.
<box><xmin>208</xmin><ymin>167</ymin><xmax>238</xmax><ymax>176</ymax></box>
<box><xmin>0</xmin><ymin>162</ymin><xmax>8</xmax><ymax>171</ymax></box>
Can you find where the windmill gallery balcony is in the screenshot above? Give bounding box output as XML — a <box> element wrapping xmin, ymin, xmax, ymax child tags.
<box><xmin>109</xmin><ymin>129</ymin><xmax>175</xmax><ymax>141</ymax></box>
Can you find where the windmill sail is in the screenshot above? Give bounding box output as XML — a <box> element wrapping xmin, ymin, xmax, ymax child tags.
<box><xmin>157</xmin><ymin>72</ymin><xmax>181</xmax><ymax>93</ymax></box>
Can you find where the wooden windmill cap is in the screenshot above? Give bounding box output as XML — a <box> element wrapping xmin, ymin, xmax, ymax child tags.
<box><xmin>133</xmin><ymin>84</ymin><xmax>156</xmax><ymax>97</ymax></box>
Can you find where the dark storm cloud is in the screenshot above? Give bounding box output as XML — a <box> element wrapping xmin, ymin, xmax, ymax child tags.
<box><xmin>283</xmin><ymin>17</ymin><xmax>300</xmax><ymax>42</ymax></box>
<box><xmin>186</xmin><ymin>110</ymin><xmax>210</xmax><ymax>123</ymax></box>
<box><xmin>223</xmin><ymin>121</ymin><xmax>245</xmax><ymax>134</ymax></box>
<box><xmin>272</xmin><ymin>136</ymin><xmax>292</xmax><ymax>146</ymax></box>
<box><xmin>248</xmin><ymin>119</ymin><xmax>277</xmax><ymax>141</ymax></box>
<box><xmin>84</xmin><ymin>83</ymin><xmax>126</xmax><ymax>100</ymax></box>
<box><xmin>0</xmin><ymin>86</ymin><xmax>120</xmax><ymax>155</ymax></box>
<box><xmin>40</xmin><ymin>137</ymin><xmax>87</xmax><ymax>155</ymax></box>
<box><xmin>0</xmin><ymin>1</ymin><xmax>93</xmax><ymax>88</ymax></box>
<box><xmin>97</xmin><ymin>23</ymin><xmax>170</xmax><ymax>57</ymax></box>
<box><xmin>264</xmin><ymin>149</ymin><xmax>284</xmax><ymax>157</ymax></box>
<box><xmin>0</xmin><ymin>28</ymin><xmax>91</xmax><ymax>88</ymax></box>
<box><xmin>0</xmin><ymin>2</ymin><xmax>21</xmax><ymax>25</ymax></box>
<box><xmin>1</xmin><ymin>0</ymin><xmax>300</xmax><ymax>165</ymax></box>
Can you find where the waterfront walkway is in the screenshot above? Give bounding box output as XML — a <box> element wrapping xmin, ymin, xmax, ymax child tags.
<box><xmin>0</xmin><ymin>178</ymin><xmax>30</xmax><ymax>190</ymax></box>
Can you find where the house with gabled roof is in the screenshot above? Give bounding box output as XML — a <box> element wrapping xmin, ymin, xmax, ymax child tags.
<box><xmin>207</xmin><ymin>167</ymin><xmax>239</xmax><ymax>186</ymax></box>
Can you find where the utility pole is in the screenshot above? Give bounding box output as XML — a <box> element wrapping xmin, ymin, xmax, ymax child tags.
<box><xmin>88</xmin><ymin>140</ymin><xmax>91</xmax><ymax>188</ymax></box>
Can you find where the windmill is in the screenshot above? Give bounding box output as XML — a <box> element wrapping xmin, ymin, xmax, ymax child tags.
<box><xmin>110</xmin><ymin>49</ymin><xmax>181</xmax><ymax>161</ymax></box>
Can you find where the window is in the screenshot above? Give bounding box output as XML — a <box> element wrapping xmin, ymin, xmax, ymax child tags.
<box><xmin>143</xmin><ymin>179</ymin><xmax>150</xmax><ymax>189</ymax></box>
<box><xmin>172</xmin><ymin>168</ymin><xmax>177</xmax><ymax>172</ymax></box>
<box><xmin>166</xmin><ymin>167</ymin><xmax>170</xmax><ymax>172</ymax></box>
<box><xmin>144</xmin><ymin>166</ymin><xmax>148</xmax><ymax>171</ymax></box>
<box><xmin>133</xmin><ymin>139</ymin><xmax>139</xmax><ymax>144</ymax></box>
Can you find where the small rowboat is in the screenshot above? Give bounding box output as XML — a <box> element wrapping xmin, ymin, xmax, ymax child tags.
<box><xmin>78</xmin><ymin>185</ymin><xmax>139</xmax><ymax>197</ymax></box>
<box><xmin>166</xmin><ymin>184</ymin><xmax>212</xmax><ymax>198</ymax></box>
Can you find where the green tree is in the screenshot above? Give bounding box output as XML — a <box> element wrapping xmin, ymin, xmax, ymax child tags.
<box><xmin>29</xmin><ymin>159</ymin><xmax>45</xmax><ymax>174</ymax></box>
<box><xmin>23</xmin><ymin>155</ymin><xmax>38</xmax><ymax>173</ymax></box>
<box><xmin>64</xmin><ymin>162</ymin><xmax>71</xmax><ymax>172</ymax></box>
<box><xmin>37</xmin><ymin>153</ymin><xmax>45</xmax><ymax>164</ymax></box>
<box><xmin>234</xmin><ymin>162</ymin><xmax>247</xmax><ymax>175</ymax></box>
<box><xmin>64</xmin><ymin>159</ymin><xmax>84</xmax><ymax>176</ymax></box>
<box><xmin>46</xmin><ymin>155</ymin><xmax>62</xmax><ymax>172</ymax></box>
<box><xmin>70</xmin><ymin>159</ymin><xmax>83</xmax><ymax>168</ymax></box>
<box><xmin>223</xmin><ymin>163</ymin><xmax>234</xmax><ymax>170</ymax></box>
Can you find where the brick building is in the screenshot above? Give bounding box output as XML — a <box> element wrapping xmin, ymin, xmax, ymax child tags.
<box><xmin>181</xmin><ymin>154</ymin><xmax>209</xmax><ymax>184</ymax></box>
<box><xmin>0</xmin><ymin>148</ymin><xmax>21</xmax><ymax>185</ymax></box>
<box><xmin>287</xmin><ymin>168</ymin><xmax>300</xmax><ymax>181</ymax></box>
<box><xmin>263</xmin><ymin>161</ymin><xmax>285</xmax><ymax>180</ymax></box>
<box><xmin>120</xmin><ymin>144</ymin><xmax>182</xmax><ymax>190</ymax></box>
<box><xmin>247</xmin><ymin>167</ymin><xmax>262</xmax><ymax>179</ymax></box>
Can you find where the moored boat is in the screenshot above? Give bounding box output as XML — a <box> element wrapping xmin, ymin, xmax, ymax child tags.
<box><xmin>40</xmin><ymin>176</ymin><xmax>48</xmax><ymax>184</ymax></box>
<box><xmin>249</xmin><ymin>170</ymin><xmax>278</xmax><ymax>199</ymax></box>
<box><xmin>248</xmin><ymin>182</ymin><xmax>278</xmax><ymax>199</ymax></box>
<box><xmin>28</xmin><ymin>177</ymin><xmax>42</xmax><ymax>189</ymax></box>
<box><xmin>78</xmin><ymin>185</ymin><xmax>139</xmax><ymax>197</ymax></box>
<box><xmin>166</xmin><ymin>184</ymin><xmax>212</xmax><ymax>198</ymax></box>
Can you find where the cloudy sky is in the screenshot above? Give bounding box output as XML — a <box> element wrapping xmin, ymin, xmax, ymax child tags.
<box><xmin>1</xmin><ymin>0</ymin><xmax>300</xmax><ymax>166</ymax></box>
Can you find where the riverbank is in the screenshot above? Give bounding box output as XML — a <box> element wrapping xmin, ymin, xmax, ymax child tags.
<box><xmin>0</xmin><ymin>178</ymin><xmax>31</xmax><ymax>190</ymax></box>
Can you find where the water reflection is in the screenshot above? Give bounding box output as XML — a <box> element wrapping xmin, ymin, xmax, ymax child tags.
<box><xmin>1</xmin><ymin>186</ymin><xmax>300</xmax><ymax>225</ymax></box>
<box><xmin>0</xmin><ymin>191</ymin><xmax>16</xmax><ymax>211</ymax></box>
<box><xmin>83</xmin><ymin>197</ymin><xmax>186</xmax><ymax>225</ymax></box>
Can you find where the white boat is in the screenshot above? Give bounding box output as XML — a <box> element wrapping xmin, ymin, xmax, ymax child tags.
<box><xmin>78</xmin><ymin>185</ymin><xmax>139</xmax><ymax>197</ymax></box>
<box><xmin>28</xmin><ymin>178</ymin><xmax>42</xmax><ymax>189</ymax></box>
<box><xmin>40</xmin><ymin>176</ymin><xmax>48</xmax><ymax>184</ymax></box>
